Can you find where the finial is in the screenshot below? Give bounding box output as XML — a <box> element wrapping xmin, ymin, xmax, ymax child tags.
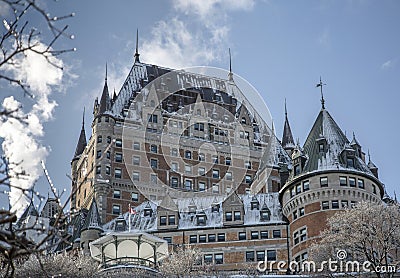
<box><xmin>228</xmin><ymin>48</ymin><xmax>233</xmax><ymax>81</ymax></box>
<box><xmin>134</xmin><ymin>29</ymin><xmax>140</xmax><ymax>63</ymax></box>
<box><xmin>271</xmin><ymin>119</ymin><xmax>275</xmax><ymax>135</ymax></box>
<box><xmin>368</xmin><ymin>149</ymin><xmax>371</xmax><ymax>162</ymax></box>
<box><xmin>316</xmin><ymin>76</ymin><xmax>326</xmax><ymax>109</ymax></box>
<box><xmin>284</xmin><ymin>98</ymin><xmax>287</xmax><ymax>117</ymax></box>
<box><xmin>105</xmin><ymin>63</ymin><xmax>107</xmax><ymax>82</ymax></box>
<box><xmin>353</xmin><ymin>131</ymin><xmax>356</xmax><ymax>139</ymax></box>
<box><xmin>82</xmin><ymin>107</ymin><xmax>85</xmax><ymax>128</ymax></box>
<box><xmin>395</xmin><ymin>191</ymin><xmax>398</xmax><ymax>202</ymax></box>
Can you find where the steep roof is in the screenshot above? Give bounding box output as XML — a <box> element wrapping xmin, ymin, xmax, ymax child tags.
<box><xmin>99</xmin><ymin>79</ymin><xmax>110</xmax><ymax>114</ymax></box>
<box><xmin>282</xmin><ymin>101</ymin><xmax>295</xmax><ymax>149</ymax></box>
<box><xmin>159</xmin><ymin>193</ymin><xmax>178</xmax><ymax>211</ymax></box>
<box><xmin>17</xmin><ymin>200</ymin><xmax>39</xmax><ymax>226</ymax></box>
<box><xmin>82</xmin><ymin>198</ymin><xmax>102</xmax><ymax>231</ymax></box>
<box><xmin>73</xmin><ymin>111</ymin><xmax>87</xmax><ymax>158</ymax></box>
<box><xmin>302</xmin><ymin>108</ymin><xmax>372</xmax><ymax>175</ymax></box>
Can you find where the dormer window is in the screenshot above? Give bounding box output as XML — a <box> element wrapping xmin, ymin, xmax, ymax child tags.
<box><xmin>234</xmin><ymin>211</ymin><xmax>241</xmax><ymax>221</ymax></box>
<box><xmin>211</xmin><ymin>203</ymin><xmax>220</xmax><ymax>213</ymax></box>
<box><xmin>196</xmin><ymin>214</ymin><xmax>207</xmax><ymax>226</ymax></box>
<box><xmin>250</xmin><ymin>196</ymin><xmax>259</xmax><ymax>210</ymax></box>
<box><xmin>294</xmin><ymin>164</ymin><xmax>301</xmax><ymax>176</ymax></box>
<box><xmin>144</xmin><ymin>205</ymin><xmax>153</xmax><ymax>217</ymax></box>
<box><xmin>347</xmin><ymin>158</ymin><xmax>354</xmax><ymax>168</ymax></box>
<box><xmin>319</xmin><ymin>143</ymin><xmax>324</xmax><ymax>153</ymax></box>
<box><xmin>260</xmin><ymin>205</ymin><xmax>271</xmax><ymax>221</ymax></box>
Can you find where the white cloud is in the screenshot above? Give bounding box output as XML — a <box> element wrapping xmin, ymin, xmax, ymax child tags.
<box><xmin>381</xmin><ymin>59</ymin><xmax>393</xmax><ymax>70</ymax></box>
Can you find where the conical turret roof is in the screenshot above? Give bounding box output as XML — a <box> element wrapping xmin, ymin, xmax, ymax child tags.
<box><xmin>74</xmin><ymin>111</ymin><xmax>87</xmax><ymax>158</ymax></box>
<box><xmin>82</xmin><ymin>198</ymin><xmax>102</xmax><ymax>231</ymax></box>
<box><xmin>282</xmin><ymin>100</ymin><xmax>294</xmax><ymax>149</ymax></box>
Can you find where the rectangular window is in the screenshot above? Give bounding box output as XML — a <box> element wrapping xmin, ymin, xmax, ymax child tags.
<box><xmin>299</xmin><ymin>207</ymin><xmax>305</xmax><ymax>216</ymax></box>
<box><xmin>257</xmin><ymin>251</ymin><xmax>265</xmax><ymax>261</ymax></box>
<box><xmin>245</xmin><ymin>161</ymin><xmax>251</xmax><ymax>169</ymax></box>
<box><xmin>322</xmin><ymin>201</ymin><xmax>329</xmax><ymax>210</ymax></box>
<box><xmin>251</xmin><ymin>231</ymin><xmax>259</xmax><ymax>240</ymax></box>
<box><xmin>106</xmin><ymin>151</ymin><xmax>110</xmax><ymax>159</ymax></box>
<box><xmin>238</xmin><ymin>232</ymin><xmax>246</xmax><ymax>240</ymax></box>
<box><xmin>132</xmin><ymin>192</ymin><xmax>139</xmax><ymax>202</ymax></box>
<box><xmin>267</xmin><ymin>250</ymin><xmax>277</xmax><ymax>261</ymax></box>
<box><xmin>214</xmin><ymin>254</ymin><xmax>223</xmax><ymax>265</ymax></box>
<box><xmin>198</xmin><ymin>167</ymin><xmax>205</xmax><ymax>176</ymax></box>
<box><xmin>291</xmin><ymin>187</ymin><xmax>296</xmax><ymax>198</ymax></box>
<box><xmin>300</xmin><ymin>228</ymin><xmax>307</xmax><ymax>242</ymax></box>
<box><xmin>185</xmin><ymin>165</ymin><xmax>192</xmax><ymax>173</ymax></box>
<box><xmin>204</xmin><ymin>254</ymin><xmax>213</xmax><ymax>264</ymax></box>
<box><xmin>133</xmin><ymin>142</ymin><xmax>140</xmax><ymax>150</ymax></box>
<box><xmin>351</xmin><ymin>201</ymin><xmax>357</xmax><ymax>208</ymax></box>
<box><xmin>150</xmin><ymin>159</ymin><xmax>158</xmax><ymax>169</ymax></box>
<box><xmin>96</xmin><ymin>166</ymin><xmax>101</xmax><ymax>174</ymax></box>
<box><xmin>198</xmin><ymin>182</ymin><xmax>206</xmax><ymax>191</ymax></box>
<box><xmin>208</xmin><ymin>234</ymin><xmax>216</xmax><ymax>242</ymax></box>
<box><xmin>212</xmin><ymin>155</ymin><xmax>219</xmax><ymax>164</ymax></box>
<box><xmin>212</xmin><ymin>184</ymin><xmax>219</xmax><ymax>193</ymax></box>
<box><xmin>185</xmin><ymin>179</ymin><xmax>192</xmax><ymax>190</ymax></box>
<box><xmin>168</xmin><ymin>215</ymin><xmax>175</xmax><ymax>225</ymax></box>
<box><xmin>296</xmin><ymin>184</ymin><xmax>302</xmax><ymax>194</ymax></box>
<box><xmin>115</xmin><ymin>139</ymin><xmax>122</xmax><ymax>147</ymax></box>
<box><xmin>245</xmin><ymin>175</ymin><xmax>252</xmax><ymax>184</ymax></box>
<box><xmin>332</xmin><ymin>200</ymin><xmax>339</xmax><ymax>209</ymax></box>
<box><xmin>217</xmin><ymin>233</ymin><xmax>225</xmax><ymax>242</ymax></box>
<box><xmin>246</xmin><ymin>251</ymin><xmax>255</xmax><ymax>262</ymax></box>
<box><xmin>171</xmin><ymin>177</ymin><xmax>178</xmax><ymax>187</ymax></box>
<box><xmin>189</xmin><ymin>235</ymin><xmax>197</xmax><ymax>243</ymax></box>
<box><xmin>112</xmin><ymin>205</ymin><xmax>120</xmax><ymax>215</ymax></box>
<box><xmin>133</xmin><ymin>156</ymin><xmax>140</xmax><ymax>165</ymax></box>
<box><xmin>96</xmin><ymin>150</ymin><xmax>102</xmax><ymax>159</ymax></box>
<box><xmin>160</xmin><ymin>216</ymin><xmax>167</xmax><ymax>226</ymax></box>
<box><xmin>163</xmin><ymin>237</ymin><xmax>172</xmax><ymax>244</ymax></box>
<box><xmin>106</xmin><ymin>166</ymin><xmax>111</xmax><ymax>175</ymax></box>
<box><xmin>185</xmin><ymin>150</ymin><xmax>192</xmax><ymax>159</ymax></box>
<box><xmin>171</xmin><ymin>162</ymin><xmax>178</xmax><ymax>172</ymax></box>
<box><xmin>113</xmin><ymin>190</ymin><xmax>121</xmax><ymax>199</ymax></box>
<box><xmin>198</xmin><ymin>153</ymin><xmax>205</xmax><ymax>161</ymax></box>
<box><xmin>115</xmin><ymin>153</ymin><xmax>123</xmax><ymax>163</ymax></box>
<box><xmin>225</xmin><ymin>157</ymin><xmax>231</xmax><ymax>166</ymax></box>
<box><xmin>320</xmin><ymin>177</ymin><xmax>328</xmax><ymax>187</ymax></box>
<box><xmin>115</xmin><ymin>168</ymin><xmax>122</xmax><ymax>179</ymax></box>
<box><xmin>273</xmin><ymin>230</ymin><xmax>281</xmax><ymax>238</ymax></box>
<box><xmin>212</xmin><ymin>169</ymin><xmax>220</xmax><ymax>179</ymax></box>
<box><xmin>150</xmin><ymin>144</ymin><xmax>158</xmax><ymax>153</ymax></box>
<box><xmin>303</xmin><ymin>181</ymin><xmax>310</xmax><ymax>191</ymax></box>
<box><xmin>132</xmin><ymin>172</ymin><xmax>140</xmax><ymax>181</ymax></box>
<box><xmin>225</xmin><ymin>212</ymin><xmax>232</xmax><ymax>221</ymax></box>
<box><xmin>293</xmin><ymin>210</ymin><xmax>298</xmax><ymax>220</ymax></box>
<box><xmin>349</xmin><ymin>177</ymin><xmax>356</xmax><ymax>187</ymax></box>
<box><xmin>234</xmin><ymin>211</ymin><xmax>241</xmax><ymax>221</ymax></box>
<box><xmin>226</xmin><ymin>172</ymin><xmax>232</xmax><ymax>181</ymax></box>
<box><xmin>148</xmin><ymin>114</ymin><xmax>158</xmax><ymax>123</ymax></box>
<box><xmin>347</xmin><ymin>158</ymin><xmax>354</xmax><ymax>168</ymax></box>
<box><xmin>199</xmin><ymin>235</ymin><xmax>206</xmax><ymax>243</ymax></box>
<box><xmin>97</xmin><ymin>135</ymin><xmax>102</xmax><ymax>143</ymax></box>
<box><xmin>151</xmin><ymin>174</ymin><xmax>158</xmax><ymax>184</ymax></box>
<box><xmin>171</xmin><ymin>148</ymin><xmax>178</xmax><ymax>156</ymax></box>
<box><xmin>358</xmin><ymin>179</ymin><xmax>365</xmax><ymax>189</ymax></box>
<box><xmin>294</xmin><ymin>164</ymin><xmax>301</xmax><ymax>176</ymax></box>
<box><xmin>341</xmin><ymin>200</ymin><xmax>349</xmax><ymax>208</ymax></box>
<box><xmin>107</xmin><ymin>136</ymin><xmax>111</xmax><ymax>143</ymax></box>
<box><xmin>340</xmin><ymin>176</ymin><xmax>347</xmax><ymax>186</ymax></box>
<box><xmin>260</xmin><ymin>231</ymin><xmax>268</xmax><ymax>239</ymax></box>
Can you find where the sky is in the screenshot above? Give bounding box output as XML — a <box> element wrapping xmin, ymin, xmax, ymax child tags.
<box><xmin>1</xmin><ymin>0</ymin><xmax>399</xmax><ymax>211</ymax></box>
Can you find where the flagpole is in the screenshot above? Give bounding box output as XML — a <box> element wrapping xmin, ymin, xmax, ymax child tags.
<box><xmin>128</xmin><ymin>203</ymin><xmax>131</xmax><ymax>232</ymax></box>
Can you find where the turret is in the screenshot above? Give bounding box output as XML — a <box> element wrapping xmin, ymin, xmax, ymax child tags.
<box><xmin>282</xmin><ymin>99</ymin><xmax>295</xmax><ymax>156</ymax></box>
<box><xmin>80</xmin><ymin>198</ymin><xmax>103</xmax><ymax>255</ymax></box>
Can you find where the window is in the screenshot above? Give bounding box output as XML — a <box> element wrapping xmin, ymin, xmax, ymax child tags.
<box><xmin>303</xmin><ymin>181</ymin><xmax>310</xmax><ymax>191</ymax></box>
<box><xmin>185</xmin><ymin>179</ymin><xmax>192</xmax><ymax>190</ymax></box>
<box><xmin>244</xmin><ymin>131</ymin><xmax>249</xmax><ymax>139</ymax></box>
<box><xmin>133</xmin><ymin>142</ymin><xmax>140</xmax><ymax>150</ymax></box>
<box><xmin>115</xmin><ymin>153</ymin><xmax>122</xmax><ymax>162</ymax></box>
<box><xmin>246</xmin><ymin>251</ymin><xmax>255</xmax><ymax>262</ymax></box>
<box><xmin>199</xmin><ymin>235</ymin><xmax>206</xmax><ymax>243</ymax></box>
<box><xmin>358</xmin><ymin>179</ymin><xmax>365</xmax><ymax>189</ymax></box>
<box><xmin>351</xmin><ymin>201</ymin><xmax>357</xmax><ymax>208</ymax></box>
<box><xmin>212</xmin><ymin>169</ymin><xmax>220</xmax><ymax>179</ymax></box>
<box><xmin>299</xmin><ymin>228</ymin><xmax>307</xmax><ymax>242</ymax></box>
<box><xmin>251</xmin><ymin>231</ymin><xmax>259</xmax><ymax>240</ymax></box>
<box><xmin>373</xmin><ymin>184</ymin><xmax>376</xmax><ymax>194</ymax></box>
<box><xmin>185</xmin><ymin>150</ymin><xmax>192</xmax><ymax>159</ymax></box>
<box><xmin>171</xmin><ymin>162</ymin><xmax>178</xmax><ymax>172</ymax></box>
<box><xmin>212</xmin><ymin>184</ymin><xmax>219</xmax><ymax>193</ymax></box>
<box><xmin>245</xmin><ymin>175</ymin><xmax>252</xmax><ymax>184</ymax></box>
<box><xmin>112</xmin><ymin>205</ymin><xmax>120</xmax><ymax>215</ymax></box>
<box><xmin>273</xmin><ymin>230</ymin><xmax>281</xmax><ymax>238</ymax></box>
<box><xmin>204</xmin><ymin>254</ymin><xmax>213</xmax><ymax>264</ymax></box>
<box><xmin>113</xmin><ymin>190</ymin><xmax>121</xmax><ymax>199</ymax></box>
<box><xmin>349</xmin><ymin>177</ymin><xmax>356</xmax><ymax>187</ymax></box>
<box><xmin>241</xmin><ymin>117</ymin><xmax>246</xmax><ymax>124</ymax></box>
<box><xmin>163</xmin><ymin>237</ymin><xmax>172</xmax><ymax>244</ymax></box>
<box><xmin>299</xmin><ymin>207</ymin><xmax>305</xmax><ymax>216</ymax></box>
<box><xmin>150</xmin><ymin>159</ymin><xmax>158</xmax><ymax>169</ymax></box>
<box><xmin>160</xmin><ymin>216</ymin><xmax>167</xmax><ymax>226</ymax></box>
<box><xmin>217</xmin><ymin>233</ymin><xmax>225</xmax><ymax>242</ymax></box>
<box><xmin>190</xmin><ymin>235</ymin><xmax>197</xmax><ymax>243</ymax></box>
<box><xmin>322</xmin><ymin>201</ymin><xmax>329</xmax><ymax>210</ymax></box>
<box><xmin>208</xmin><ymin>234</ymin><xmax>216</xmax><ymax>242</ymax></box>
<box><xmin>107</xmin><ymin>136</ymin><xmax>111</xmax><ymax>143</ymax></box>
<box><xmin>133</xmin><ymin>156</ymin><xmax>140</xmax><ymax>165</ymax></box>
<box><xmin>115</xmin><ymin>168</ymin><xmax>122</xmax><ymax>179</ymax></box>
<box><xmin>132</xmin><ymin>192</ymin><xmax>139</xmax><ymax>202</ymax></box>
<box><xmin>293</xmin><ymin>210</ymin><xmax>298</xmax><ymax>220</ymax></box>
<box><xmin>151</xmin><ymin>174</ymin><xmax>158</xmax><ymax>184</ymax></box>
<box><xmin>194</xmin><ymin>123</ymin><xmax>204</xmax><ymax>131</ymax></box>
<box><xmin>265</xmin><ymin>250</ymin><xmax>276</xmax><ymax>261</ymax></box>
<box><xmin>347</xmin><ymin>158</ymin><xmax>354</xmax><ymax>168</ymax></box>
<box><xmin>148</xmin><ymin>114</ymin><xmax>158</xmax><ymax>123</ymax></box>
<box><xmin>198</xmin><ymin>153</ymin><xmax>205</xmax><ymax>161</ymax></box>
<box><xmin>105</xmin><ymin>116</ymin><xmax>109</xmax><ymax>122</ymax></box>
<box><xmin>245</xmin><ymin>161</ymin><xmax>251</xmax><ymax>169</ymax></box>
<box><xmin>150</xmin><ymin>144</ymin><xmax>158</xmax><ymax>153</ymax></box>
<box><xmin>319</xmin><ymin>143</ymin><xmax>324</xmax><ymax>152</ymax></box>
<box><xmin>257</xmin><ymin>251</ymin><xmax>265</xmax><ymax>261</ymax></box>
<box><xmin>185</xmin><ymin>165</ymin><xmax>192</xmax><ymax>173</ymax></box>
<box><xmin>96</xmin><ymin>150</ymin><xmax>102</xmax><ymax>159</ymax></box>
<box><xmin>198</xmin><ymin>182</ymin><xmax>205</xmax><ymax>191</ymax></box>
<box><xmin>225</xmin><ymin>212</ymin><xmax>232</xmax><ymax>221</ymax></box>
<box><xmin>341</xmin><ymin>200</ymin><xmax>349</xmax><ymax>208</ymax></box>
<box><xmin>290</xmin><ymin>187</ymin><xmax>296</xmax><ymax>198</ymax></box>
<box><xmin>234</xmin><ymin>211</ymin><xmax>241</xmax><ymax>221</ymax></box>
<box><xmin>260</xmin><ymin>231</ymin><xmax>268</xmax><ymax>239</ymax></box>
<box><xmin>296</xmin><ymin>184</ymin><xmax>302</xmax><ymax>194</ymax></box>
<box><xmin>340</xmin><ymin>176</ymin><xmax>347</xmax><ymax>186</ymax></box>
<box><xmin>238</xmin><ymin>232</ymin><xmax>246</xmax><ymax>240</ymax></box>
<box><xmin>106</xmin><ymin>151</ymin><xmax>110</xmax><ymax>159</ymax></box>
<box><xmin>132</xmin><ymin>172</ymin><xmax>140</xmax><ymax>181</ymax></box>
<box><xmin>198</xmin><ymin>167</ymin><xmax>205</xmax><ymax>176</ymax></box>
<box><xmin>225</xmin><ymin>171</ymin><xmax>233</xmax><ymax>181</ymax></box>
<box><xmin>171</xmin><ymin>177</ymin><xmax>178</xmax><ymax>187</ymax></box>
<box><xmin>171</xmin><ymin>148</ymin><xmax>178</xmax><ymax>156</ymax></box>
<box><xmin>106</xmin><ymin>166</ymin><xmax>111</xmax><ymax>175</ymax></box>
<box><xmin>320</xmin><ymin>177</ymin><xmax>328</xmax><ymax>187</ymax></box>
<box><xmin>332</xmin><ymin>200</ymin><xmax>340</xmax><ymax>209</ymax></box>
<box><xmin>212</xmin><ymin>155</ymin><xmax>218</xmax><ymax>164</ymax></box>
<box><xmin>97</xmin><ymin>135</ymin><xmax>102</xmax><ymax>143</ymax></box>
<box><xmin>225</xmin><ymin>157</ymin><xmax>231</xmax><ymax>166</ymax></box>
<box><xmin>96</xmin><ymin>166</ymin><xmax>101</xmax><ymax>174</ymax></box>
<box><xmin>214</xmin><ymin>254</ymin><xmax>223</xmax><ymax>265</ymax></box>
<box><xmin>115</xmin><ymin>139</ymin><xmax>122</xmax><ymax>147</ymax></box>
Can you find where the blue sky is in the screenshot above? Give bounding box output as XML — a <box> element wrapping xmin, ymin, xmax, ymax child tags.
<box><xmin>1</xmin><ymin>0</ymin><xmax>399</xmax><ymax>210</ymax></box>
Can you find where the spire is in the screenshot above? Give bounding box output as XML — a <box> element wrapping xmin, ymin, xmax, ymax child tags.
<box><xmin>228</xmin><ymin>48</ymin><xmax>233</xmax><ymax>81</ymax></box>
<box><xmin>74</xmin><ymin>108</ymin><xmax>87</xmax><ymax>158</ymax></box>
<box><xmin>316</xmin><ymin>77</ymin><xmax>326</xmax><ymax>109</ymax></box>
<box><xmin>282</xmin><ymin>99</ymin><xmax>295</xmax><ymax>152</ymax></box>
<box><xmin>350</xmin><ymin>132</ymin><xmax>361</xmax><ymax>147</ymax></box>
<box><xmin>99</xmin><ymin>64</ymin><xmax>110</xmax><ymax>114</ymax></box>
<box><xmin>134</xmin><ymin>29</ymin><xmax>140</xmax><ymax>63</ymax></box>
<box><xmin>82</xmin><ymin>198</ymin><xmax>102</xmax><ymax>231</ymax></box>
